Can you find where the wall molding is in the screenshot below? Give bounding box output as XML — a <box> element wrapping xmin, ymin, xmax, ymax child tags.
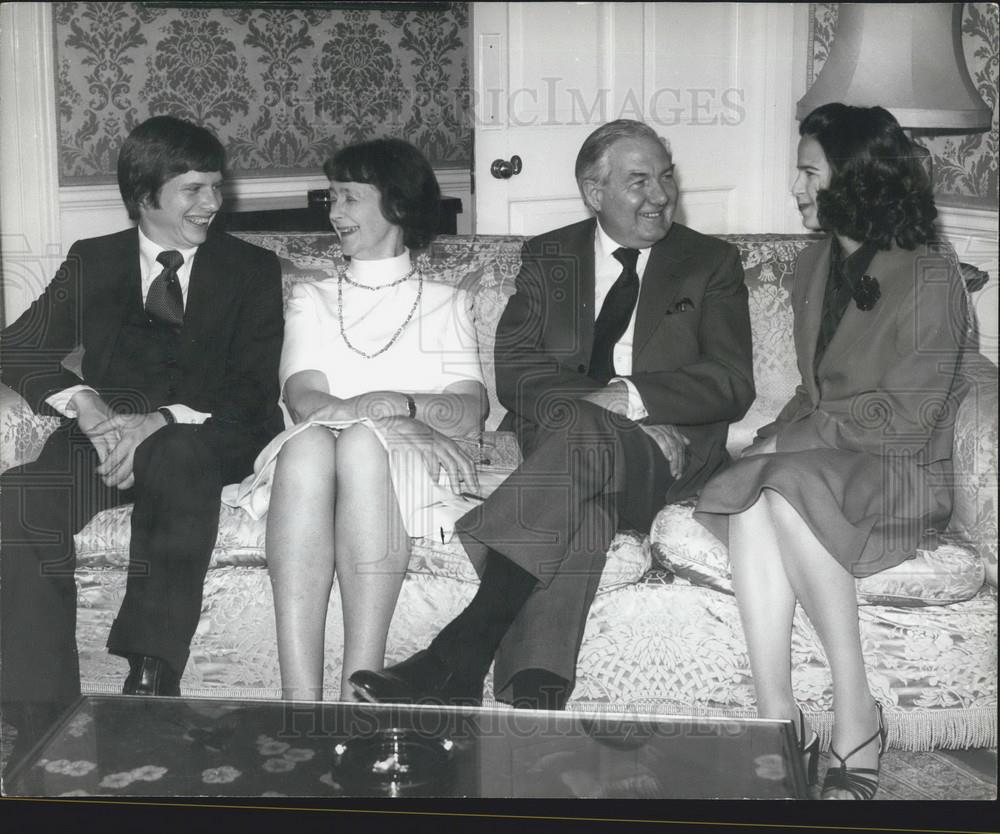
<box><xmin>937</xmin><ymin>204</ymin><xmax>999</xmax><ymax>366</ymax></box>
<box><xmin>937</xmin><ymin>205</ymin><xmax>1000</xmax><ymax>240</ymax></box>
<box><xmin>1</xmin><ymin>3</ymin><xmax>62</xmax><ymax>325</ymax></box>
<box><xmin>58</xmin><ymin>167</ymin><xmax>474</xmax><ymax>249</ymax></box>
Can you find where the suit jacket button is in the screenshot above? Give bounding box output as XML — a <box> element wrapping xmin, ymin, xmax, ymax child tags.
<box><xmin>577</xmin><ymin>364</ymin><xmax>586</xmax><ymax>373</ymax></box>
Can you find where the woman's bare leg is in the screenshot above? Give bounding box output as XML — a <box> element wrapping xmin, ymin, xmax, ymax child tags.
<box><xmin>266</xmin><ymin>427</ymin><xmax>338</xmax><ymax>701</ymax></box>
<box><xmin>334</xmin><ymin>424</ymin><xmax>411</xmax><ymax>701</ymax></box>
<box><xmin>765</xmin><ymin>491</ymin><xmax>880</xmax><ymax>793</ymax></box>
<box><xmin>729</xmin><ymin>493</ymin><xmax>801</xmax><ymax>732</ymax></box>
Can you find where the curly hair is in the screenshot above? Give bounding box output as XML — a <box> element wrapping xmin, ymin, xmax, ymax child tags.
<box><xmin>799</xmin><ymin>103</ymin><xmax>937</xmax><ymax>249</ymax></box>
<box><xmin>323</xmin><ymin>139</ymin><xmax>441</xmax><ymax>250</ymax></box>
<box><xmin>117</xmin><ymin>116</ymin><xmax>226</xmax><ymax>221</ymax></box>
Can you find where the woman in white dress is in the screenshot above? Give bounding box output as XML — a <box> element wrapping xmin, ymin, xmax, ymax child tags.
<box><xmin>231</xmin><ymin>139</ymin><xmax>487</xmax><ymax>701</ymax></box>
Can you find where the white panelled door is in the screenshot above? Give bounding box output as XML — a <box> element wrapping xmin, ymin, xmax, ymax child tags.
<box><xmin>472</xmin><ymin>2</ymin><xmax>799</xmax><ymax>237</ymax></box>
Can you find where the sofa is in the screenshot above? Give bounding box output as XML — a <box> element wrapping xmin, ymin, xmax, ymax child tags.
<box><xmin>1</xmin><ymin>230</ymin><xmax>995</xmax><ymax>752</ymax></box>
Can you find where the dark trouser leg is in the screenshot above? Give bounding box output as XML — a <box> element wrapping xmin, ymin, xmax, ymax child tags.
<box><xmin>105</xmin><ymin>424</ymin><xmax>225</xmax><ymax>679</ymax></box>
<box><xmin>1</xmin><ymin>424</ymin><xmax>130</xmax><ymax>733</ymax></box>
<box><xmin>428</xmin><ymin>547</ymin><xmax>538</xmax><ymax>684</ymax></box>
<box><xmin>448</xmin><ymin>401</ymin><xmax>673</xmax><ymax>700</ymax></box>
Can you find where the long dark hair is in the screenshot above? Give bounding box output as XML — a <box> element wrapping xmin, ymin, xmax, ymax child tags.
<box><xmin>799</xmin><ymin>103</ymin><xmax>937</xmax><ymax>249</ymax></box>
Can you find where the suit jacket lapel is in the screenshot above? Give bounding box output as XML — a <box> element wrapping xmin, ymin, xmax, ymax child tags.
<box><xmin>816</xmin><ymin>245</ymin><xmax>901</xmax><ymax>375</ymax></box>
<box><xmin>568</xmin><ymin>219</ymin><xmax>597</xmax><ymax>353</ymax></box>
<box><xmin>179</xmin><ymin>234</ymin><xmax>228</xmax><ymax>370</ymax></box>
<box><xmin>91</xmin><ymin>231</ymin><xmax>142</xmax><ymax>384</ymax></box>
<box><xmin>632</xmin><ymin>229</ymin><xmax>689</xmax><ymax>357</ymax></box>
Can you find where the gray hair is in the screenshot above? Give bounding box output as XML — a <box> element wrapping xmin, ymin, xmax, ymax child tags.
<box><xmin>574</xmin><ymin>120</ymin><xmax>671</xmax><ymax>188</ymax></box>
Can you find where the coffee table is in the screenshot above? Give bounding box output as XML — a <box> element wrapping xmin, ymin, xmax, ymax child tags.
<box><xmin>4</xmin><ymin>695</ymin><xmax>806</xmax><ymax>798</ymax></box>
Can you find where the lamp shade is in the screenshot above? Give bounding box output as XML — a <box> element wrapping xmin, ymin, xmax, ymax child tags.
<box><xmin>797</xmin><ymin>3</ymin><xmax>992</xmax><ymax>129</ymax></box>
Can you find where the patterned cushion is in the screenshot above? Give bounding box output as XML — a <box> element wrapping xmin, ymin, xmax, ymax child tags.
<box><xmin>950</xmin><ymin>353</ymin><xmax>999</xmax><ymax>588</ymax></box>
<box><xmin>0</xmin><ymin>385</ymin><xmax>59</xmax><ymax>472</ymax></box>
<box><xmin>725</xmin><ymin>236</ymin><xmax>815</xmax><ymax>454</ymax></box>
<box><xmin>650</xmin><ymin>501</ymin><xmax>987</xmax><ymax>607</ymax></box>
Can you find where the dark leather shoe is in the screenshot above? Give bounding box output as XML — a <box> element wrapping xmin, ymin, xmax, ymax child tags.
<box><xmin>122</xmin><ymin>655</ymin><xmax>181</xmax><ymax>696</ymax></box>
<box><xmin>349</xmin><ymin>650</ymin><xmax>483</xmax><ymax>706</ymax></box>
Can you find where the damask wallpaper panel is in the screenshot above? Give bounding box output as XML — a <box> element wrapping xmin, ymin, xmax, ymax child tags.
<box><xmin>809</xmin><ymin>2</ymin><xmax>999</xmax><ymax>209</ymax></box>
<box><xmin>54</xmin><ymin>1</ymin><xmax>472</xmax><ymax>182</ymax></box>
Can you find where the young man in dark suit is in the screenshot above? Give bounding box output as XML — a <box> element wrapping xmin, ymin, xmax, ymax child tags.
<box><xmin>1</xmin><ymin>116</ymin><xmax>284</xmax><ymax>768</ymax></box>
<box><xmin>350</xmin><ymin>119</ymin><xmax>755</xmax><ymax>710</ymax></box>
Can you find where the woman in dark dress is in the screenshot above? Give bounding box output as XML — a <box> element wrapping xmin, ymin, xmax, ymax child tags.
<box><xmin>695</xmin><ymin>103</ymin><xmax>970</xmax><ymax>799</ymax></box>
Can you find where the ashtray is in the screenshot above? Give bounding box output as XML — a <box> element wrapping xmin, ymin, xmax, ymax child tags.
<box><xmin>331</xmin><ymin>727</ymin><xmax>456</xmax><ymax>796</ymax></box>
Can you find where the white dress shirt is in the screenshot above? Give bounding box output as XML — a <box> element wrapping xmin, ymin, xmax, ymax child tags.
<box><xmin>594</xmin><ymin>221</ymin><xmax>651</xmax><ymax>421</ymax></box>
<box><xmin>46</xmin><ymin>226</ymin><xmax>211</xmax><ymax>423</ymax></box>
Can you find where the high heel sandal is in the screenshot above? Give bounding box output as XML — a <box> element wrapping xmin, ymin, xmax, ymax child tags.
<box><xmin>821</xmin><ymin>702</ymin><xmax>887</xmax><ymax>800</ymax></box>
<box><xmin>797</xmin><ymin>707</ymin><xmax>820</xmax><ymax>789</ymax></box>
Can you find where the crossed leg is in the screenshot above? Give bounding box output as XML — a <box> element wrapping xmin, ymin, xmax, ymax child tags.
<box><xmin>730</xmin><ymin>488</ymin><xmax>881</xmax><ymax>795</ymax></box>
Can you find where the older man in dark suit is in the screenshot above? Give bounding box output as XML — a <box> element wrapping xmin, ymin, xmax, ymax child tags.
<box><xmin>350</xmin><ymin>119</ymin><xmax>754</xmax><ymax>709</ymax></box>
<box><xmin>1</xmin><ymin>116</ymin><xmax>284</xmax><ymax>767</ymax></box>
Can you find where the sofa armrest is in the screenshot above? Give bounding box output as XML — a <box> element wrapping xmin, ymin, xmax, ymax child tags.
<box><xmin>0</xmin><ymin>384</ymin><xmax>59</xmax><ymax>473</ymax></box>
<box><xmin>950</xmin><ymin>354</ymin><xmax>999</xmax><ymax>588</ymax></box>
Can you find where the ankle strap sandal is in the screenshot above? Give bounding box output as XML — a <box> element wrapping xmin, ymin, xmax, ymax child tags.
<box><xmin>821</xmin><ymin>702</ymin><xmax>887</xmax><ymax>800</ymax></box>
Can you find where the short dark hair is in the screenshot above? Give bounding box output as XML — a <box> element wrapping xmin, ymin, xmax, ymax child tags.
<box><xmin>323</xmin><ymin>139</ymin><xmax>441</xmax><ymax>250</ymax></box>
<box><xmin>799</xmin><ymin>103</ymin><xmax>937</xmax><ymax>249</ymax></box>
<box><xmin>574</xmin><ymin>120</ymin><xmax>668</xmax><ymax>187</ymax></box>
<box><xmin>117</xmin><ymin>116</ymin><xmax>226</xmax><ymax>221</ymax></box>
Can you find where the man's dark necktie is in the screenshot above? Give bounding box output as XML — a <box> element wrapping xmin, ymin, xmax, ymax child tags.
<box><xmin>588</xmin><ymin>246</ymin><xmax>640</xmax><ymax>384</ymax></box>
<box><xmin>146</xmin><ymin>250</ymin><xmax>185</xmax><ymax>327</ymax></box>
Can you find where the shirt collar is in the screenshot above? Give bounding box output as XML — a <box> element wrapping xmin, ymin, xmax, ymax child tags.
<box><xmin>595</xmin><ymin>220</ymin><xmax>654</xmax><ymax>271</ymax></box>
<box><xmin>137</xmin><ymin>226</ymin><xmax>200</xmax><ymax>278</ymax></box>
<box><xmin>833</xmin><ymin>237</ymin><xmax>878</xmax><ymax>287</ymax></box>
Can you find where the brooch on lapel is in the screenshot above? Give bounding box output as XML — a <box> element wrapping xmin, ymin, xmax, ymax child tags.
<box><xmin>666</xmin><ymin>297</ymin><xmax>695</xmax><ymax>315</ymax></box>
<box><xmin>852</xmin><ymin>275</ymin><xmax>881</xmax><ymax>311</ymax></box>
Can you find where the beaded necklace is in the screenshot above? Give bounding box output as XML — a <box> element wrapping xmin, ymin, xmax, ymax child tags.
<box><xmin>336</xmin><ymin>261</ymin><xmax>423</xmax><ymax>359</ymax></box>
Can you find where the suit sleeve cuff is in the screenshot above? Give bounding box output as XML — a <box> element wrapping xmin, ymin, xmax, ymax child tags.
<box><xmin>162</xmin><ymin>404</ymin><xmax>212</xmax><ymax>424</ymax></box>
<box><xmin>611</xmin><ymin>377</ymin><xmax>648</xmax><ymax>422</ymax></box>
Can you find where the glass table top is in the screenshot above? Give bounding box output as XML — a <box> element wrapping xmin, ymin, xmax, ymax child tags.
<box><xmin>5</xmin><ymin>695</ymin><xmax>806</xmax><ymax>799</ymax></box>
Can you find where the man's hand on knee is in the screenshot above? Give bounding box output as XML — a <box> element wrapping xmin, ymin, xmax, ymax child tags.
<box><xmin>92</xmin><ymin>411</ymin><xmax>170</xmax><ymax>489</ymax></box>
<box><xmin>640</xmin><ymin>423</ymin><xmax>689</xmax><ymax>478</ymax></box>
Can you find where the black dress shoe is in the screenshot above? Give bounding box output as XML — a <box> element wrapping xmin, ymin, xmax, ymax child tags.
<box><xmin>122</xmin><ymin>655</ymin><xmax>181</xmax><ymax>696</ymax></box>
<box><xmin>348</xmin><ymin>650</ymin><xmax>483</xmax><ymax>706</ymax></box>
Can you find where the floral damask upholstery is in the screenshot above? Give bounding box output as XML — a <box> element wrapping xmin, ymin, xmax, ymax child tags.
<box><xmin>2</xmin><ymin>232</ymin><xmax>995</xmax><ymax>751</ymax></box>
